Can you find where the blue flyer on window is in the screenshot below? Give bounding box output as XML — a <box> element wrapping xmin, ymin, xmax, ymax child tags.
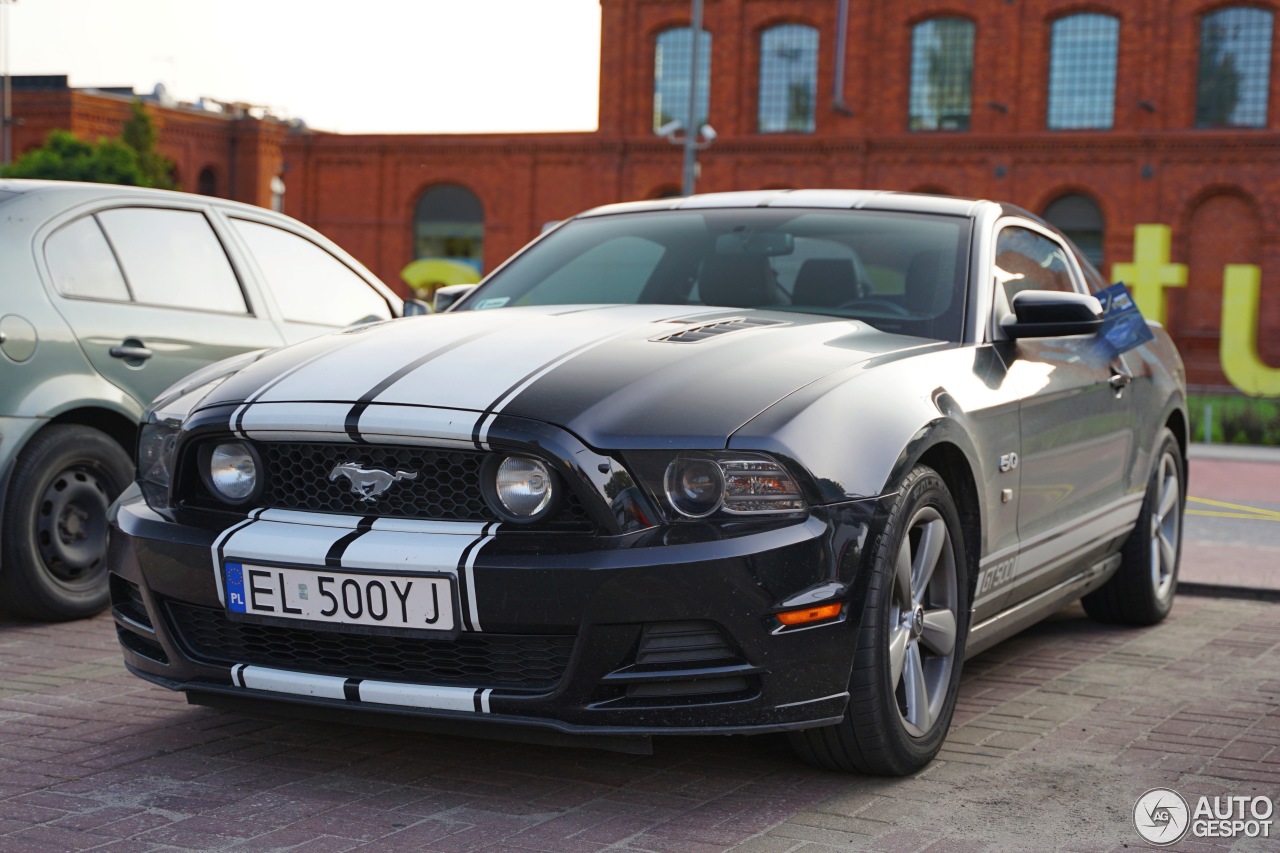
<box><xmin>1097</xmin><ymin>282</ymin><xmax>1154</xmax><ymax>357</ymax></box>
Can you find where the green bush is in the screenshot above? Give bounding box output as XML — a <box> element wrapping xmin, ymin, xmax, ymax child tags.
<box><xmin>1188</xmin><ymin>393</ymin><xmax>1280</xmax><ymax>445</ymax></box>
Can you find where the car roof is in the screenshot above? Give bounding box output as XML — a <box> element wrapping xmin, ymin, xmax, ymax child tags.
<box><xmin>575</xmin><ymin>189</ymin><xmax>1002</xmax><ymax>220</ymax></box>
<box><xmin>0</xmin><ymin>179</ymin><xmax>273</xmax><ymax>218</ymax></box>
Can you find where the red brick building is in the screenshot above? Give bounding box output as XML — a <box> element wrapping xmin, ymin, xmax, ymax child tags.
<box><xmin>11</xmin><ymin>0</ymin><xmax>1280</xmax><ymax>389</ymax></box>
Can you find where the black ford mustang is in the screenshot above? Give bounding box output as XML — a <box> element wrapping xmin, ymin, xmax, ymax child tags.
<box><xmin>110</xmin><ymin>191</ymin><xmax>1187</xmax><ymax>775</ymax></box>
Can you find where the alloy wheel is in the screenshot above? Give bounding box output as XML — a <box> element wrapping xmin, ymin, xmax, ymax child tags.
<box><xmin>1149</xmin><ymin>451</ymin><xmax>1181</xmax><ymax>604</ymax></box>
<box><xmin>888</xmin><ymin>506</ymin><xmax>959</xmax><ymax>738</ymax></box>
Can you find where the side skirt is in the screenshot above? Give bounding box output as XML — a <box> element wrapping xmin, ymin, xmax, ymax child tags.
<box><xmin>965</xmin><ymin>553</ymin><xmax>1122</xmax><ymax>659</ymax></box>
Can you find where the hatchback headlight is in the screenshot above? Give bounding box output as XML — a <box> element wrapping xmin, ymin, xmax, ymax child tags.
<box><xmin>137</xmin><ymin>415</ymin><xmax>181</xmax><ymax>511</ymax></box>
<box><xmin>202</xmin><ymin>441</ymin><xmax>261</xmax><ymax>506</ymax></box>
<box><xmin>482</xmin><ymin>455</ymin><xmax>560</xmax><ymax>523</ymax></box>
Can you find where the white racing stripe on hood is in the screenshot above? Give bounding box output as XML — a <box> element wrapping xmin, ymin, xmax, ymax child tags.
<box><xmin>250</xmin><ymin>310</ymin><xmax>527</xmax><ymax>405</ymax></box>
<box><xmin>369</xmin><ymin>306</ymin><xmax>718</xmax><ymax>411</ymax></box>
<box><xmin>236</xmin><ymin>402</ymin><xmax>356</xmax><ymax>442</ymax></box>
<box><xmin>352</xmin><ymin>405</ymin><xmax>481</xmax><ymax>448</ymax></box>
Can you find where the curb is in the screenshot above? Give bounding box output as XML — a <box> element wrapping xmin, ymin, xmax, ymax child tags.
<box><xmin>1188</xmin><ymin>443</ymin><xmax>1280</xmax><ymax>464</ymax></box>
<box><xmin>1177</xmin><ymin>582</ymin><xmax>1280</xmax><ymax>603</ymax></box>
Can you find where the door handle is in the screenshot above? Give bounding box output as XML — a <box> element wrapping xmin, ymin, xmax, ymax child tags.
<box><xmin>109</xmin><ymin>344</ymin><xmax>153</xmax><ymax>361</ymax></box>
<box><xmin>1109</xmin><ymin>371</ymin><xmax>1131</xmax><ymax>390</ymax></box>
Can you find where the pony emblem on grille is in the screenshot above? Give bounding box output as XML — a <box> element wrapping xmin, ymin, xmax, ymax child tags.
<box><xmin>328</xmin><ymin>463</ymin><xmax>418</xmax><ymax>501</ymax></box>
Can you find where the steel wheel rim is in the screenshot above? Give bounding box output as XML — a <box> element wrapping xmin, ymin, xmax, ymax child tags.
<box><xmin>888</xmin><ymin>505</ymin><xmax>959</xmax><ymax>739</ymax></box>
<box><xmin>1149</xmin><ymin>451</ymin><xmax>1181</xmax><ymax>603</ymax></box>
<box><xmin>36</xmin><ymin>464</ymin><xmax>112</xmax><ymax>584</ymax></box>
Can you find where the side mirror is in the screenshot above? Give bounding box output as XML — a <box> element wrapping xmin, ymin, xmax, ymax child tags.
<box><xmin>1001</xmin><ymin>290</ymin><xmax>1104</xmax><ymax>339</ymax></box>
<box><xmin>434</xmin><ymin>284</ymin><xmax>477</xmax><ymax>313</ymax></box>
<box><xmin>402</xmin><ymin>298</ymin><xmax>433</xmax><ymax>317</ymax></box>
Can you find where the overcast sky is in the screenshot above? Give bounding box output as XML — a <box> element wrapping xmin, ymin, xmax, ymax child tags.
<box><xmin>6</xmin><ymin>0</ymin><xmax>602</xmax><ymax>134</ymax></box>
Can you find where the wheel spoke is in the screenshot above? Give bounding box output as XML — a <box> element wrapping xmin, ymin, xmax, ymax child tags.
<box><xmin>889</xmin><ymin>625</ymin><xmax>910</xmax><ymax>687</ymax></box>
<box><xmin>903</xmin><ymin>642</ymin><xmax>932</xmax><ymax>734</ymax></box>
<box><xmin>1158</xmin><ymin>477</ymin><xmax>1178</xmax><ymax>519</ymax></box>
<box><xmin>912</xmin><ymin>518</ymin><xmax>946</xmax><ymax>603</ymax></box>
<box><xmin>920</xmin><ymin>608</ymin><xmax>956</xmax><ymax>656</ymax></box>
<box><xmin>894</xmin><ymin>538</ymin><xmax>914</xmax><ymax>611</ymax></box>
<box><xmin>1158</xmin><ymin>529</ymin><xmax>1176</xmax><ymax>573</ymax></box>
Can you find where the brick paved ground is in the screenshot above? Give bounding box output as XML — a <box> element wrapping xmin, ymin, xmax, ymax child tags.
<box><xmin>1</xmin><ymin>593</ymin><xmax>1277</xmax><ymax>852</ymax></box>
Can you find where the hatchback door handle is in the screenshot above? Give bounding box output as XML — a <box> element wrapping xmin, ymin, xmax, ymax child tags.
<box><xmin>109</xmin><ymin>344</ymin><xmax>153</xmax><ymax>361</ymax></box>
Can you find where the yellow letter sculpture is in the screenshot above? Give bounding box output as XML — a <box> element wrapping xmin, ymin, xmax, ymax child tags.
<box><xmin>1111</xmin><ymin>225</ymin><xmax>1187</xmax><ymax>326</ymax></box>
<box><xmin>1220</xmin><ymin>264</ymin><xmax>1280</xmax><ymax>396</ymax></box>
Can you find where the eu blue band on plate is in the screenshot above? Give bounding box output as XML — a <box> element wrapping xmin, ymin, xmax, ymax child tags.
<box><xmin>225</xmin><ymin>562</ymin><xmax>247</xmax><ymax>613</ymax></box>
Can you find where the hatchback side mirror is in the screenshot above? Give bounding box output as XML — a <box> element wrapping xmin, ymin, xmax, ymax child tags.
<box><xmin>1001</xmin><ymin>290</ymin><xmax>1104</xmax><ymax>339</ymax></box>
<box><xmin>434</xmin><ymin>284</ymin><xmax>477</xmax><ymax>313</ymax></box>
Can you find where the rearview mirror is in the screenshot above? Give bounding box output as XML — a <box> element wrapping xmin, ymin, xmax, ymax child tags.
<box><xmin>434</xmin><ymin>284</ymin><xmax>477</xmax><ymax>312</ymax></box>
<box><xmin>1001</xmin><ymin>290</ymin><xmax>1104</xmax><ymax>339</ymax></box>
<box><xmin>714</xmin><ymin>231</ymin><xmax>794</xmax><ymax>257</ymax></box>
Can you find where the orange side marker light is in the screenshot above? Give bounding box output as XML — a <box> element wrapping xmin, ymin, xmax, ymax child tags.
<box><xmin>776</xmin><ymin>602</ymin><xmax>843</xmax><ymax>626</ymax></box>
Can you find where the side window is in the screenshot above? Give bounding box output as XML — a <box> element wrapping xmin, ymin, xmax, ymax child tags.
<box><xmin>994</xmin><ymin>226</ymin><xmax>1077</xmax><ymax>304</ymax></box>
<box><xmin>44</xmin><ymin>217</ymin><xmax>131</xmax><ymax>301</ymax></box>
<box><xmin>97</xmin><ymin>208</ymin><xmax>248</xmax><ymax>314</ymax></box>
<box><xmin>231</xmin><ymin>218</ymin><xmax>392</xmax><ymax>326</ymax></box>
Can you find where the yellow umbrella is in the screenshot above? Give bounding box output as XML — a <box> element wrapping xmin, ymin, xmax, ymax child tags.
<box><xmin>400</xmin><ymin>258</ymin><xmax>482</xmax><ymax>292</ymax></box>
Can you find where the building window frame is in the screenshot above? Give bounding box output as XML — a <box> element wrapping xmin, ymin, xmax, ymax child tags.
<box><xmin>908</xmin><ymin>16</ymin><xmax>976</xmax><ymax>132</ymax></box>
<box><xmin>653</xmin><ymin>26</ymin><xmax>712</xmax><ymax>134</ymax></box>
<box><xmin>1046</xmin><ymin>12</ymin><xmax>1120</xmax><ymax>130</ymax></box>
<box><xmin>757</xmin><ymin>23</ymin><xmax>819</xmax><ymax>134</ymax></box>
<box><xmin>1195</xmin><ymin>5</ymin><xmax>1274</xmax><ymax>128</ymax></box>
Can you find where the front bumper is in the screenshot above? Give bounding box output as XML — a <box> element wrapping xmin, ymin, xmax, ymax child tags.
<box><xmin>109</xmin><ymin>484</ymin><xmax>881</xmax><ymax>738</ymax></box>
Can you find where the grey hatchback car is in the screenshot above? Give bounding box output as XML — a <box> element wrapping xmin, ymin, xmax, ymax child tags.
<box><xmin>0</xmin><ymin>179</ymin><xmax>411</xmax><ymax>620</ymax></box>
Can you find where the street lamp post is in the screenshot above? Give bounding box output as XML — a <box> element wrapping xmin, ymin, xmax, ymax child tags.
<box><xmin>0</xmin><ymin>0</ymin><xmax>15</xmax><ymax>167</ymax></box>
<box><xmin>681</xmin><ymin>0</ymin><xmax>704</xmax><ymax>196</ymax></box>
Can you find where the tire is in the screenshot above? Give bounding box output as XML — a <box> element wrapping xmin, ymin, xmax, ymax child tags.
<box><xmin>1082</xmin><ymin>428</ymin><xmax>1184</xmax><ymax>626</ymax></box>
<box><xmin>790</xmin><ymin>465</ymin><xmax>970</xmax><ymax>775</ymax></box>
<box><xmin>0</xmin><ymin>424</ymin><xmax>133</xmax><ymax>621</ymax></box>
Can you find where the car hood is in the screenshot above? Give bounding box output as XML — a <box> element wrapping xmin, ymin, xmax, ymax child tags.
<box><xmin>202</xmin><ymin>304</ymin><xmax>933</xmax><ymax>449</ymax></box>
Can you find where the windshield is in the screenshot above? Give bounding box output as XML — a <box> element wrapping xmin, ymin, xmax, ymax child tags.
<box><xmin>458</xmin><ymin>207</ymin><xmax>972</xmax><ymax>340</ymax></box>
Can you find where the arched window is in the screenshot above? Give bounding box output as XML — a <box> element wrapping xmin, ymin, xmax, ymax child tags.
<box><xmin>908</xmin><ymin>17</ymin><xmax>975</xmax><ymax>131</ymax></box>
<box><xmin>654</xmin><ymin>27</ymin><xmax>712</xmax><ymax>134</ymax></box>
<box><xmin>414</xmin><ymin>184</ymin><xmax>484</xmax><ymax>273</ymax></box>
<box><xmin>758</xmin><ymin>24</ymin><xmax>818</xmax><ymax>133</ymax></box>
<box><xmin>197</xmin><ymin>166</ymin><xmax>217</xmax><ymax>197</ymax></box>
<box><xmin>1043</xmin><ymin>193</ymin><xmax>1105</xmax><ymax>268</ymax></box>
<box><xmin>1047</xmin><ymin>13</ymin><xmax>1119</xmax><ymax>129</ymax></box>
<box><xmin>1196</xmin><ymin>7</ymin><xmax>1273</xmax><ymax>127</ymax></box>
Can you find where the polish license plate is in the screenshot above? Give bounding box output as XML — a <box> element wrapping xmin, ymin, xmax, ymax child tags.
<box><xmin>223</xmin><ymin>562</ymin><xmax>455</xmax><ymax>631</ymax></box>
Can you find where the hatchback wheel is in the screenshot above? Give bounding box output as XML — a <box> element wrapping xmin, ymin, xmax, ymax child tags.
<box><xmin>790</xmin><ymin>465</ymin><xmax>969</xmax><ymax>775</ymax></box>
<box><xmin>0</xmin><ymin>425</ymin><xmax>133</xmax><ymax>621</ymax></box>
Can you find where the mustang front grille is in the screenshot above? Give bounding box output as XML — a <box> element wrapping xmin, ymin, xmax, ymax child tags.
<box><xmin>181</xmin><ymin>441</ymin><xmax>594</xmax><ymax>527</ymax></box>
<box><xmin>165</xmin><ymin>602</ymin><xmax>576</xmax><ymax>690</ymax></box>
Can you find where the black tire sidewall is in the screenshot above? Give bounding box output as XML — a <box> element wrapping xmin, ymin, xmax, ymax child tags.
<box><xmin>854</xmin><ymin>466</ymin><xmax>971</xmax><ymax>771</ymax></box>
<box><xmin>1136</xmin><ymin>430</ymin><xmax>1184</xmax><ymax>619</ymax></box>
<box><xmin>1</xmin><ymin>425</ymin><xmax>133</xmax><ymax>619</ymax></box>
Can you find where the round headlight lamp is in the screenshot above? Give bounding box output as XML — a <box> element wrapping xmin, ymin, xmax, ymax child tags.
<box><xmin>664</xmin><ymin>456</ymin><xmax>725</xmax><ymax>518</ymax></box>
<box><xmin>482</xmin><ymin>455</ymin><xmax>559</xmax><ymax>523</ymax></box>
<box><xmin>203</xmin><ymin>441</ymin><xmax>261</xmax><ymax>506</ymax></box>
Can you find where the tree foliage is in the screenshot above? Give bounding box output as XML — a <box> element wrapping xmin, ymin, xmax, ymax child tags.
<box><xmin>1</xmin><ymin>100</ymin><xmax>176</xmax><ymax>188</ymax></box>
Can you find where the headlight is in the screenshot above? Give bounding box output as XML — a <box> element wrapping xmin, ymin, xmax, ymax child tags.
<box><xmin>661</xmin><ymin>453</ymin><xmax>806</xmax><ymax>518</ymax></box>
<box><xmin>664</xmin><ymin>457</ymin><xmax>724</xmax><ymax>517</ymax></box>
<box><xmin>483</xmin><ymin>455</ymin><xmax>559</xmax><ymax>523</ymax></box>
<box><xmin>203</xmin><ymin>441</ymin><xmax>261</xmax><ymax>505</ymax></box>
<box><xmin>137</xmin><ymin>416</ymin><xmax>181</xmax><ymax>511</ymax></box>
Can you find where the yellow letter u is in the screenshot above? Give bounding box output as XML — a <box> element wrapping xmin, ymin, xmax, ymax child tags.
<box><xmin>1220</xmin><ymin>264</ymin><xmax>1280</xmax><ymax>396</ymax></box>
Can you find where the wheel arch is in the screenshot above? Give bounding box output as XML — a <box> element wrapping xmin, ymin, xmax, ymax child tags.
<box><xmin>48</xmin><ymin>407</ymin><xmax>140</xmax><ymax>460</ymax></box>
<box><xmin>915</xmin><ymin>440</ymin><xmax>983</xmax><ymax>604</ymax></box>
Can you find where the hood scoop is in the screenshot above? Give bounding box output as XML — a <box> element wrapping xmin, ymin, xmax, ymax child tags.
<box><xmin>652</xmin><ymin>316</ymin><xmax>787</xmax><ymax>344</ymax></box>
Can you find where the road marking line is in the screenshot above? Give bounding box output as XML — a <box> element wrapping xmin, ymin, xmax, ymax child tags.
<box><xmin>1188</xmin><ymin>496</ymin><xmax>1280</xmax><ymax>520</ymax></box>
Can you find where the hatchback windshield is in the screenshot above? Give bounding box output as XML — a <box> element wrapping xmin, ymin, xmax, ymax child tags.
<box><xmin>458</xmin><ymin>208</ymin><xmax>972</xmax><ymax>340</ymax></box>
